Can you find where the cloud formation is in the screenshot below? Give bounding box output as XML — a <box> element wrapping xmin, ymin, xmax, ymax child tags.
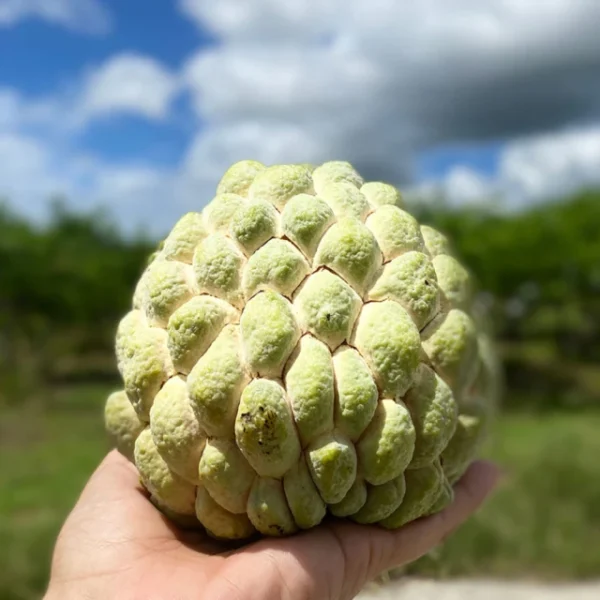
<box><xmin>0</xmin><ymin>52</ymin><xmax>181</xmax><ymax>234</ymax></box>
<box><xmin>0</xmin><ymin>0</ymin><xmax>111</xmax><ymax>34</ymax></box>
<box><xmin>0</xmin><ymin>129</ymin><xmax>179</xmax><ymax>235</ymax></box>
<box><xmin>2</xmin><ymin>0</ymin><xmax>600</xmax><ymax>234</ymax></box>
<box><xmin>423</xmin><ymin>127</ymin><xmax>600</xmax><ymax>208</ymax></box>
<box><xmin>79</xmin><ymin>54</ymin><xmax>180</xmax><ymax>121</ymax></box>
<box><xmin>181</xmin><ymin>0</ymin><xmax>600</xmax><ymax>186</ymax></box>
<box><xmin>0</xmin><ymin>53</ymin><xmax>179</xmax><ymax>135</ymax></box>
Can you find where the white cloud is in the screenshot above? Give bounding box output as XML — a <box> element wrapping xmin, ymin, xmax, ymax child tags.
<box><xmin>179</xmin><ymin>0</ymin><xmax>339</xmax><ymax>40</ymax></box>
<box><xmin>0</xmin><ymin>130</ymin><xmax>181</xmax><ymax>235</ymax></box>
<box><xmin>0</xmin><ymin>90</ymin><xmax>20</xmax><ymax>130</ymax></box>
<box><xmin>0</xmin><ymin>0</ymin><xmax>111</xmax><ymax>34</ymax></box>
<box><xmin>500</xmin><ymin>127</ymin><xmax>600</xmax><ymax>203</ymax></box>
<box><xmin>4</xmin><ymin>1</ymin><xmax>600</xmax><ymax>234</ymax></box>
<box><xmin>0</xmin><ymin>55</ymin><xmax>182</xmax><ymax>234</ymax></box>
<box><xmin>0</xmin><ymin>54</ymin><xmax>179</xmax><ymax>137</ymax></box>
<box><xmin>443</xmin><ymin>167</ymin><xmax>498</xmax><ymax>206</ymax></box>
<box><xmin>0</xmin><ymin>87</ymin><xmax>70</xmax><ymax>135</ymax></box>
<box><xmin>78</xmin><ymin>54</ymin><xmax>180</xmax><ymax>121</ymax></box>
<box><xmin>0</xmin><ymin>133</ymin><xmax>56</xmax><ymax>195</ymax></box>
<box><xmin>418</xmin><ymin>127</ymin><xmax>600</xmax><ymax>208</ymax></box>
<box><xmin>180</xmin><ymin>0</ymin><xmax>600</xmax><ymax>190</ymax></box>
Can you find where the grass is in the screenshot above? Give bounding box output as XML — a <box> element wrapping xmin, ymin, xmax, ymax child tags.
<box><xmin>0</xmin><ymin>386</ymin><xmax>113</xmax><ymax>600</ymax></box>
<box><xmin>407</xmin><ymin>411</ymin><xmax>600</xmax><ymax>580</ymax></box>
<box><xmin>1</xmin><ymin>386</ymin><xmax>600</xmax><ymax>599</ymax></box>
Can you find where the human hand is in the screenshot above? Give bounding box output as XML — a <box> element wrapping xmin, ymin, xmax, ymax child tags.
<box><xmin>45</xmin><ymin>451</ymin><xmax>500</xmax><ymax>600</ymax></box>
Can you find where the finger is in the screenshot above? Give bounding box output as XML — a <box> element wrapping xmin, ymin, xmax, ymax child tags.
<box><xmin>325</xmin><ymin>460</ymin><xmax>501</xmax><ymax>597</ymax></box>
<box><xmin>209</xmin><ymin>461</ymin><xmax>500</xmax><ymax>600</ymax></box>
<box><xmin>58</xmin><ymin>450</ymin><xmax>170</xmax><ymax>543</ymax></box>
<box><xmin>76</xmin><ymin>450</ymin><xmax>153</xmax><ymax>513</ymax></box>
<box><xmin>380</xmin><ymin>460</ymin><xmax>501</xmax><ymax>569</ymax></box>
<box><xmin>81</xmin><ymin>450</ymin><xmax>143</xmax><ymax>497</ymax></box>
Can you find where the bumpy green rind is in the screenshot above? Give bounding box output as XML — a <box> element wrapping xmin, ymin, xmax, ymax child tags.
<box><xmin>320</xmin><ymin>182</ymin><xmax>370</xmax><ymax>220</ymax></box>
<box><xmin>433</xmin><ymin>254</ymin><xmax>473</xmax><ymax>310</ymax></box>
<box><xmin>294</xmin><ymin>269</ymin><xmax>362</xmax><ymax>350</ymax></box>
<box><xmin>187</xmin><ymin>325</ymin><xmax>249</xmax><ymax>437</ymax></box>
<box><xmin>216</xmin><ymin>160</ymin><xmax>265</xmax><ymax>196</ymax></box>
<box><xmin>404</xmin><ymin>364</ymin><xmax>458</xmax><ymax>470</ymax></box>
<box><xmin>204</xmin><ymin>193</ymin><xmax>246</xmax><ymax>233</ymax></box>
<box><xmin>281</xmin><ymin>194</ymin><xmax>335</xmax><ymax>258</ymax></box>
<box><xmin>422</xmin><ymin>309</ymin><xmax>480</xmax><ymax>395</ymax></box>
<box><xmin>248</xmin><ymin>164</ymin><xmax>314</xmax><ymax>210</ymax></box>
<box><xmin>112</xmin><ymin>159</ymin><xmax>498</xmax><ymax>540</ymax></box>
<box><xmin>312</xmin><ymin>161</ymin><xmax>363</xmax><ymax>193</ymax></box>
<box><xmin>333</xmin><ymin>346</ymin><xmax>378</xmax><ymax>441</ymax></box>
<box><xmin>196</xmin><ymin>484</ymin><xmax>256</xmax><ymax>540</ymax></box>
<box><xmin>427</xmin><ymin>476</ymin><xmax>454</xmax><ymax>516</ymax></box>
<box><xmin>314</xmin><ymin>218</ymin><xmax>382</xmax><ymax>295</ymax></box>
<box><xmin>353</xmin><ymin>301</ymin><xmax>421</xmax><ymax>399</ymax></box>
<box><xmin>162</xmin><ymin>212</ymin><xmax>207</xmax><ymax>264</ymax></box>
<box><xmin>230</xmin><ymin>200</ymin><xmax>279</xmax><ymax>255</ymax></box>
<box><xmin>104</xmin><ymin>390</ymin><xmax>145</xmax><ymax>461</ymax></box>
<box><xmin>199</xmin><ymin>438</ymin><xmax>256</xmax><ymax>514</ymax></box>
<box><xmin>243</xmin><ymin>239</ymin><xmax>309</xmax><ymax>300</ymax></box>
<box><xmin>235</xmin><ymin>379</ymin><xmax>301</xmax><ymax>478</ymax></box>
<box><xmin>167</xmin><ymin>295</ymin><xmax>238</xmax><ymax>375</ymax></box>
<box><xmin>421</xmin><ymin>225</ymin><xmax>451</xmax><ymax>257</ymax></box>
<box><xmin>134</xmin><ymin>428</ymin><xmax>196</xmax><ymax>516</ymax></box>
<box><xmin>306</xmin><ymin>431</ymin><xmax>357</xmax><ymax>504</ymax></box>
<box><xmin>351</xmin><ymin>476</ymin><xmax>406</xmax><ymax>524</ymax></box>
<box><xmin>150</xmin><ymin>376</ymin><xmax>206</xmax><ymax>484</ymax></box>
<box><xmin>193</xmin><ymin>234</ymin><xmax>245</xmax><ymax>308</ymax></box>
<box><xmin>115</xmin><ymin>311</ymin><xmax>175</xmax><ymax>421</ymax></box>
<box><xmin>368</xmin><ymin>251</ymin><xmax>440</xmax><ymax>330</ymax></box>
<box><xmin>247</xmin><ymin>477</ymin><xmax>298</xmax><ymax>536</ymax></box>
<box><xmin>360</xmin><ymin>182</ymin><xmax>402</xmax><ymax>208</ymax></box>
<box><xmin>442</xmin><ymin>408</ymin><xmax>488</xmax><ymax>484</ymax></box>
<box><xmin>366</xmin><ymin>206</ymin><xmax>425</xmax><ymax>262</ymax></box>
<box><xmin>328</xmin><ymin>479</ymin><xmax>367</xmax><ymax>517</ymax></box>
<box><xmin>357</xmin><ymin>399</ymin><xmax>416</xmax><ymax>486</ymax></box>
<box><xmin>380</xmin><ymin>460</ymin><xmax>444</xmax><ymax>529</ymax></box>
<box><xmin>284</xmin><ymin>335</ymin><xmax>334</xmax><ymax>445</ymax></box>
<box><xmin>240</xmin><ymin>290</ymin><xmax>300</xmax><ymax>377</ymax></box>
<box><xmin>140</xmin><ymin>260</ymin><xmax>197</xmax><ymax>328</ymax></box>
<box><xmin>283</xmin><ymin>456</ymin><xmax>327</xmax><ymax>529</ymax></box>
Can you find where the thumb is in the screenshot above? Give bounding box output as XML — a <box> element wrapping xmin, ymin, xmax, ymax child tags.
<box><xmin>51</xmin><ymin>451</ymin><xmax>168</xmax><ymax>565</ymax></box>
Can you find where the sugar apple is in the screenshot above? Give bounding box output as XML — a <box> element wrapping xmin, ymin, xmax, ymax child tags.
<box><xmin>104</xmin><ymin>160</ymin><xmax>500</xmax><ymax>540</ymax></box>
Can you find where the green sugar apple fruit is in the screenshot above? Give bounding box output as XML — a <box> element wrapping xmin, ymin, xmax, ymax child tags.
<box><xmin>104</xmin><ymin>160</ymin><xmax>500</xmax><ymax>540</ymax></box>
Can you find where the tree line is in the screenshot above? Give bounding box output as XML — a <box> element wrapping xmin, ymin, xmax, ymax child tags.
<box><xmin>1</xmin><ymin>191</ymin><xmax>598</xmax><ymax>409</ymax></box>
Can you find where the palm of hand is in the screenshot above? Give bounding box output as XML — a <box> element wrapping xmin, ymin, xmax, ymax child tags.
<box><xmin>46</xmin><ymin>451</ymin><xmax>498</xmax><ymax>600</ymax></box>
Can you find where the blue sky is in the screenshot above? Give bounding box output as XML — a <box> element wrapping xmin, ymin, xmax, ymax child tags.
<box><xmin>1</xmin><ymin>0</ymin><xmax>599</xmax><ymax>234</ymax></box>
<box><xmin>0</xmin><ymin>0</ymin><xmax>207</xmax><ymax>166</ymax></box>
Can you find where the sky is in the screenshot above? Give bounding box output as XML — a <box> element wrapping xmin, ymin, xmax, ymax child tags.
<box><xmin>1</xmin><ymin>0</ymin><xmax>600</xmax><ymax>235</ymax></box>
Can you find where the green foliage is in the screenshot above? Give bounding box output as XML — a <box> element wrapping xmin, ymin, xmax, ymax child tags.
<box><xmin>0</xmin><ymin>193</ymin><xmax>599</xmax><ymax>596</ymax></box>
<box><xmin>413</xmin><ymin>190</ymin><xmax>600</xmax><ymax>406</ymax></box>
<box><xmin>1</xmin><ymin>387</ymin><xmax>599</xmax><ymax>599</ymax></box>
<box><xmin>0</xmin><ymin>201</ymin><xmax>151</xmax><ymax>330</ymax></box>
<box><xmin>1</xmin><ymin>190</ymin><xmax>599</xmax><ymax>406</ymax></box>
<box><xmin>406</xmin><ymin>411</ymin><xmax>600</xmax><ymax>579</ymax></box>
<box><xmin>0</xmin><ymin>203</ymin><xmax>153</xmax><ymax>403</ymax></box>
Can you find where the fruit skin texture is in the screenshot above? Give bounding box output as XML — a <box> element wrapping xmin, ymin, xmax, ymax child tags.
<box><xmin>106</xmin><ymin>160</ymin><xmax>500</xmax><ymax>540</ymax></box>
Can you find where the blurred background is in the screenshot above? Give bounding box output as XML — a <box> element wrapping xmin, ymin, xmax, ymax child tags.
<box><xmin>1</xmin><ymin>1</ymin><xmax>599</xmax><ymax>598</ymax></box>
